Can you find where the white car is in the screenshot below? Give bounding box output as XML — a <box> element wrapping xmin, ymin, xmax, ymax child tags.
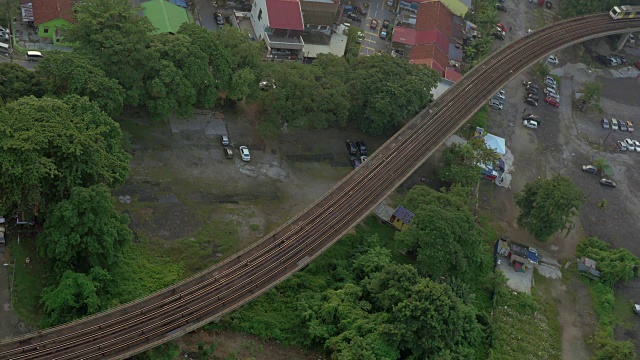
<box><xmin>545</xmin><ymin>75</ymin><xmax>556</xmax><ymax>85</ymax></box>
<box><xmin>633</xmin><ymin>140</ymin><xmax>640</xmax><ymax>152</ymax></box>
<box><xmin>239</xmin><ymin>146</ymin><xmax>251</xmax><ymax>161</ymax></box>
<box><xmin>494</xmin><ymin>92</ymin><xmax>505</xmax><ymax>101</ymax></box>
<box><xmin>497</xmin><ymin>89</ymin><xmax>505</xmax><ymax>97</ymax></box>
<box><xmin>489</xmin><ymin>99</ymin><xmax>503</xmax><ymax>110</ymax></box>
<box><xmin>547</xmin><ymin>93</ymin><xmax>560</xmax><ymax>101</ymax></box>
<box><xmin>624</xmin><ymin>138</ymin><xmax>635</xmax><ymax>151</ymax></box>
<box><xmin>523</xmin><ymin>120</ymin><xmax>538</xmax><ymax>129</ymax></box>
<box><xmin>547</xmin><ymin>55</ymin><xmax>558</xmax><ymax>64</ymax></box>
<box><xmin>617</xmin><ymin>140</ymin><xmax>628</xmax><ymax>151</ymax></box>
<box><xmin>545</xmin><ymin>87</ymin><xmax>558</xmax><ymax>96</ymax></box>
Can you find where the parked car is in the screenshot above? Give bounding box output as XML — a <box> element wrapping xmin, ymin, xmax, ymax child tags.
<box><xmin>239</xmin><ymin>146</ymin><xmax>251</xmax><ymax>161</ymax></box>
<box><xmin>380</xmin><ymin>29</ymin><xmax>388</xmax><ymax>39</ymax></box>
<box><xmin>215</xmin><ymin>12</ymin><xmax>224</xmax><ymax>25</ymax></box>
<box><xmin>547</xmin><ymin>93</ymin><xmax>560</xmax><ymax>101</ymax></box>
<box><xmin>627</xmin><ymin>120</ymin><xmax>634</xmax><ymax>132</ymax></box>
<box><xmin>620</xmin><ymin>120</ymin><xmax>628</xmax><ymax>132</ymax></box>
<box><xmin>221</xmin><ymin>134</ymin><xmax>230</xmax><ymax>146</ymax></box>
<box><xmin>523</xmin><ymin>120</ymin><xmax>538</xmax><ymax>129</ymax></box>
<box><xmin>382</xmin><ymin>20</ymin><xmax>390</xmax><ymax>29</ymax></box>
<box><xmin>544</xmin><ymin>79</ymin><xmax>556</xmax><ymax>88</ymax></box>
<box><xmin>496</xmin><ymin>23</ymin><xmax>506</xmax><ymax>32</ymax></box>
<box><xmin>370</xmin><ymin>19</ymin><xmax>378</xmax><ymax>29</ymax></box>
<box><xmin>633</xmin><ymin>140</ymin><xmax>640</xmax><ymax>152</ymax></box>
<box><xmin>351</xmin><ymin>157</ymin><xmax>362</xmax><ymax>169</ymax></box>
<box><xmin>492</xmin><ymin>31</ymin><xmax>505</xmax><ymax>40</ymax></box>
<box><xmin>524</xmin><ymin>98</ymin><xmax>538</xmax><ymax>107</ymax></box>
<box><xmin>545</xmin><ymin>75</ymin><xmax>556</xmax><ymax>85</ymax></box>
<box><xmin>602</xmin><ymin>118</ymin><xmax>610</xmax><ymax>130</ymax></box>
<box><xmin>358</xmin><ymin>4</ymin><xmax>368</xmax><ymax>14</ymax></box>
<box><xmin>635</xmin><ymin>60</ymin><xmax>640</xmax><ymax>70</ymax></box>
<box><xmin>360</xmin><ymin>155</ymin><xmax>368</xmax><ymax>163</ymax></box>
<box><xmin>582</xmin><ymin>165</ymin><xmax>598</xmax><ymax>174</ymax></box>
<box><xmin>545</xmin><ymin>97</ymin><xmax>560</xmax><ymax>107</ymax></box>
<box><xmin>493</xmin><ymin>95</ymin><xmax>505</xmax><ymax>104</ymax></box>
<box><xmin>526</xmin><ymin>94</ymin><xmax>539</xmax><ymax>102</ymax></box>
<box><xmin>347</xmin><ymin>13</ymin><xmax>362</xmax><ymax>22</ymax></box>
<box><xmin>494</xmin><ymin>92</ymin><xmax>506</xmax><ymax>101</ymax></box>
<box><xmin>497</xmin><ymin>89</ymin><xmax>505</xmax><ymax>97</ymax></box>
<box><xmin>223</xmin><ymin>147</ymin><xmax>234</xmax><ymax>159</ymax></box>
<box><xmin>611</xmin><ymin>118</ymin><xmax>619</xmax><ymax>131</ymax></box>
<box><xmin>544</xmin><ymin>87</ymin><xmax>558</xmax><ymax>96</ymax></box>
<box><xmin>490</xmin><ymin>98</ymin><xmax>503</xmax><ymax>110</ymax></box>
<box><xmin>392</xmin><ymin>49</ymin><xmax>405</xmax><ymax>57</ymax></box>
<box><xmin>356</xmin><ymin>32</ymin><xmax>365</xmax><ymax>43</ymax></box>
<box><xmin>527</xmin><ymin>87</ymin><xmax>538</xmax><ymax>96</ymax></box>
<box><xmin>387</xmin><ymin>0</ymin><xmax>394</xmax><ymax>6</ymax></box>
<box><xmin>523</xmin><ymin>113</ymin><xmax>539</xmax><ymax>120</ymax></box>
<box><xmin>547</xmin><ymin>55</ymin><xmax>559</xmax><ymax>64</ymax></box>
<box><xmin>617</xmin><ymin>140</ymin><xmax>628</xmax><ymax>151</ymax></box>
<box><xmin>599</xmin><ymin>178</ymin><xmax>616</xmax><ymax>188</ymax></box>
<box><xmin>346</xmin><ymin>140</ymin><xmax>357</xmax><ymax>155</ymax></box>
<box><xmin>355</xmin><ymin>141</ymin><xmax>367</xmax><ymax>155</ymax></box>
<box><xmin>496</xmin><ymin>3</ymin><xmax>507</xmax><ymax>11</ymax></box>
<box><xmin>523</xmin><ymin>81</ymin><xmax>538</xmax><ymax>88</ymax></box>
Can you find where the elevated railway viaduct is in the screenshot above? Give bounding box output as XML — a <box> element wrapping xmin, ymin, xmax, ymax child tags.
<box><xmin>2</xmin><ymin>13</ymin><xmax>640</xmax><ymax>360</ymax></box>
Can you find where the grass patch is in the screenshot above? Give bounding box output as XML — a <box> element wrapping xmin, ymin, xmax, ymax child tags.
<box><xmin>461</xmin><ymin>106</ymin><xmax>489</xmax><ymax>138</ymax></box>
<box><xmin>8</xmin><ymin>233</ymin><xmax>47</xmax><ymax>327</ymax></box>
<box><xmin>489</xmin><ymin>281</ymin><xmax>562</xmax><ymax>359</ymax></box>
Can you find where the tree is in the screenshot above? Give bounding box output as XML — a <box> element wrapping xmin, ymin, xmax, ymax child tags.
<box><xmin>258</xmin><ymin>61</ymin><xmax>350</xmax><ymax>135</ymax></box>
<box><xmin>383</xmin><ymin>277</ymin><xmax>482</xmax><ymax>358</ymax></box>
<box><xmin>515</xmin><ymin>175</ymin><xmax>586</xmax><ymax>241</ymax></box>
<box><xmin>66</xmin><ymin>0</ymin><xmax>155</xmax><ymax>107</ymax></box>
<box><xmin>440</xmin><ymin>138</ymin><xmax>500</xmax><ymax>186</ymax></box>
<box><xmin>36</xmin><ymin>51</ymin><xmax>125</xmax><ymax>116</ymax></box>
<box><xmin>39</xmin><ymin>185</ymin><xmax>133</xmax><ymax>274</ymax></box>
<box><xmin>0</xmin><ymin>63</ymin><xmax>45</xmax><ymax>103</ymax></box>
<box><xmin>41</xmin><ymin>268</ymin><xmax>109</xmax><ymax>327</ymax></box>
<box><xmin>347</xmin><ymin>55</ymin><xmax>440</xmax><ymax>135</ymax></box>
<box><xmin>144</xmin><ymin>33</ymin><xmax>217</xmax><ymax>118</ymax></box>
<box><xmin>593</xmin><ymin>157</ymin><xmax>608</xmax><ymax>176</ymax></box>
<box><xmin>0</xmin><ymin>96</ymin><xmax>131</xmax><ymax>214</ymax></box>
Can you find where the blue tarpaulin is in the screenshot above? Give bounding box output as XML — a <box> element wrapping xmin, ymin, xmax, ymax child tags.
<box><xmin>170</xmin><ymin>0</ymin><xmax>188</xmax><ymax>8</ymax></box>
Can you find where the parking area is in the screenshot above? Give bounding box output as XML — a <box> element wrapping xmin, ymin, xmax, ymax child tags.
<box><xmin>343</xmin><ymin>0</ymin><xmax>395</xmax><ymax>56</ymax></box>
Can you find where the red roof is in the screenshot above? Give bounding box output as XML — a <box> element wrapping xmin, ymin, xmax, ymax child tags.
<box><xmin>416</xmin><ymin>1</ymin><xmax>453</xmax><ymax>38</ymax></box>
<box><xmin>266</xmin><ymin>0</ymin><xmax>304</xmax><ymax>31</ymax></box>
<box><xmin>392</xmin><ymin>27</ymin><xmax>449</xmax><ymax>56</ymax></box>
<box><xmin>444</xmin><ymin>67</ymin><xmax>462</xmax><ymax>82</ymax></box>
<box><xmin>32</xmin><ymin>0</ymin><xmax>75</xmax><ymax>25</ymax></box>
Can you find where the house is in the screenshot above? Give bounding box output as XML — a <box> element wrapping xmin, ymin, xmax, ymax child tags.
<box><xmin>251</xmin><ymin>0</ymin><xmax>305</xmax><ymax>58</ymax></box>
<box><xmin>390</xmin><ymin>206</ymin><xmax>415</xmax><ymax>231</ymax></box>
<box><xmin>392</xmin><ymin>0</ymin><xmax>463</xmax><ymax>81</ymax></box>
<box><xmin>141</xmin><ymin>0</ymin><xmax>191</xmax><ymax>34</ymax></box>
<box><xmin>438</xmin><ymin>0</ymin><xmax>471</xmax><ymax>17</ymax></box>
<box><xmin>374</xmin><ymin>204</ymin><xmax>415</xmax><ymax>231</ymax></box>
<box><xmin>497</xmin><ymin>236</ymin><xmax>538</xmax><ymax>272</ymax></box>
<box><xmin>577</xmin><ymin>256</ymin><xmax>601</xmax><ymax>278</ymax></box>
<box><xmin>31</xmin><ymin>0</ymin><xmax>75</xmax><ymax>44</ymax></box>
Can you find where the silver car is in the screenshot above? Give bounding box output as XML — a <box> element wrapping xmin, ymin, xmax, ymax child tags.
<box><xmin>489</xmin><ymin>99</ymin><xmax>503</xmax><ymax>110</ymax></box>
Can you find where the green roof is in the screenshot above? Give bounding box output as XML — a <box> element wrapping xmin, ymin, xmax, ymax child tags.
<box><xmin>142</xmin><ymin>0</ymin><xmax>190</xmax><ymax>34</ymax></box>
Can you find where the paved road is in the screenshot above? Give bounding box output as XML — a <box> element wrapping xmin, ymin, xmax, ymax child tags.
<box><xmin>0</xmin><ymin>54</ymin><xmax>36</xmax><ymax>70</ymax></box>
<box><xmin>359</xmin><ymin>0</ymin><xmax>395</xmax><ymax>56</ymax></box>
<box><xmin>193</xmin><ymin>0</ymin><xmax>219</xmax><ymax>31</ymax></box>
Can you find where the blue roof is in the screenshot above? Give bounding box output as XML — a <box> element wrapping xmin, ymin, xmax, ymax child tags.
<box><xmin>393</xmin><ymin>206</ymin><xmax>415</xmax><ymax>224</ymax></box>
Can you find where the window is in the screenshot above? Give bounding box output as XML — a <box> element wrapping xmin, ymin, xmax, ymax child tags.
<box><xmin>43</xmin><ymin>28</ymin><xmax>49</xmax><ymax>34</ymax></box>
<box><xmin>258</xmin><ymin>9</ymin><xmax>262</xmax><ymax>21</ymax></box>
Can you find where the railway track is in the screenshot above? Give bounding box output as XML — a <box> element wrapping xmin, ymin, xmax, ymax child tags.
<box><xmin>2</xmin><ymin>13</ymin><xmax>640</xmax><ymax>360</ymax></box>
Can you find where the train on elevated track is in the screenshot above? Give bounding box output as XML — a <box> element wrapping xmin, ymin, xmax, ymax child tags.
<box><xmin>611</xmin><ymin>5</ymin><xmax>639</xmax><ymax>19</ymax></box>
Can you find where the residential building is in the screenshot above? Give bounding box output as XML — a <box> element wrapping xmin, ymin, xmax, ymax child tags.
<box><xmin>251</xmin><ymin>0</ymin><xmax>305</xmax><ymax>58</ymax></box>
<box><xmin>374</xmin><ymin>204</ymin><xmax>415</xmax><ymax>231</ymax></box>
<box><xmin>577</xmin><ymin>256</ymin><xmax>601</xmax><ymax>278</ymax></box>
<box><xmin>392</xmin><ymin>0</ymin><xmax>463</xmax><ymax>81</ymax></box>
<box><xmin>31</xmin><ymin>0</ymin><xmax>75</xmax><ymax>44</ymax></box>
<box><xmin>141</xmin><ymin>0</ymin><xmax>191</xmax><ymax>34</ymax></box>
<box><xmin>497</xmin><ymin>236</ymin><xmax>539</xmax><ymax>272</ymax></box>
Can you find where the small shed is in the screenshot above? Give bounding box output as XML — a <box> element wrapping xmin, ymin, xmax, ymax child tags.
<box><xmin>390</xmin><ymin>206</ymin><xmax>415</xmax><ymax>231</ymax></box>
<box><xmin>577</xmin><ymin>256</ymin><xmax>601</xmax><ymax>278</ymax></box>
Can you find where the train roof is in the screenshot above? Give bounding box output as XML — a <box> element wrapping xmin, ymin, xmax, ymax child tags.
<box><xmin>614</xmin><ymin>5</ymin><xmax>640</xmax><ymax>12</ymax></box>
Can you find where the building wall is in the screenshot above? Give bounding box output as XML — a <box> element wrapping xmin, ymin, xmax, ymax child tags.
<box><xmin>37</xmin><ymin>18</ymin><xmax>73</xmax><ymax>43</ymax></box>
<box><xmin>301</xmin><ymin>1</ymin><xmax>339</xmax><ymax>26</ymax></box>
<box><xmin>412</xmin><ymin>43</ymin><xmax>448</xmax><ymax>70</ymax></box>
<box><xmin>251</xmin><ymin>0</ymin><xmax>270</xmax><ymax>41</ymax></box>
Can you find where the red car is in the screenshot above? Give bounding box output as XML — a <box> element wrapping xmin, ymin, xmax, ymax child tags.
<box><xmin>497</xmin><ymin>23</ymin><xmax>506</xmax><ymax>32</ymax></box>
<box><xmin>545</xmin><ymin>97</ymin><xmax>560</xmax><ymax>108</ymax></box>
<box><xmin>370</xmin><ymin>19</ymin><xmax>378</xmax><ymax>30</ymax></box>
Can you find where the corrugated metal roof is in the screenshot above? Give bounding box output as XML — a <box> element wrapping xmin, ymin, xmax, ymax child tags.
<box><xmin>393</xmin><ymin>206</ymin><xmax>415</xmax><ymax>224</ymax></box>
<box><xmin>142</xmin><ymin>0</ymin><xmax>190</xmax><ymax>34</ymax></box>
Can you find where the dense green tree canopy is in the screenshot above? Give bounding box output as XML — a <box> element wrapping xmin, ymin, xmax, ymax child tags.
<box><xmin>0</xmin><ymin>63</ymin><xmax>44</xmax><ymax>103</ymax></box>
<box><xmin>67</xmin><ymin>0</ymin><xmax>155</xmax><ymax>107</ymax></box>
<box><xmin>347</xmin><ymin>55</ymin><xmax>440</xmax><ymax>135</ymax></box>
<box><xmin>39</xmin><ymin>185</ymin><xmax>132</xmax><ymax>274</ymax></box>
<box><xmin>41</xmin><ymin>267</ymin><xmax>110</xmax><ymax>327</ymax></box>
<box><xmin>396</xmin><ymin>187</ymin><xmax>482</xmax><ymax>280</ymax></box>
<box><xmin>515</xmin><ymin>175</ymin><xmax>586</xmax><ymax>241</ymax></box>
<box><xmin>258</xmin><ymin>60</ymin><xmax>350</xmax><ymax>136</ymax></box>
<box><xmin>0</xmin><ymin>96</ymin><xmax>131</xmax><ymax>214</ymax></box>
<box><xmin>36</xmin><ymin>51</ymin><xmax>125</xmax><ymax>116</ymax></box>
<box><xmin>440</xmin><ymin>138</ymin><xmax>501</xmax><ymax>186</ymax></box>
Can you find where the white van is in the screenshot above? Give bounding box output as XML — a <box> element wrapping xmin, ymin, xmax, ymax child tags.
<box><xmin>0</xmin><ymin>42</ymin><xmax>11</xmax><ymax>55</ymax></box>
<box><xmin>26</xmin><ymin>51</ymin><xmax>44</xmax><ymax>61</ymax></box>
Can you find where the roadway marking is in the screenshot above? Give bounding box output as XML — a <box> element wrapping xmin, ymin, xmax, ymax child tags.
<box><xmin>361</xmin><ymin>45</ymin><xmax>376</xmax><ymax>52</ymax></box>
